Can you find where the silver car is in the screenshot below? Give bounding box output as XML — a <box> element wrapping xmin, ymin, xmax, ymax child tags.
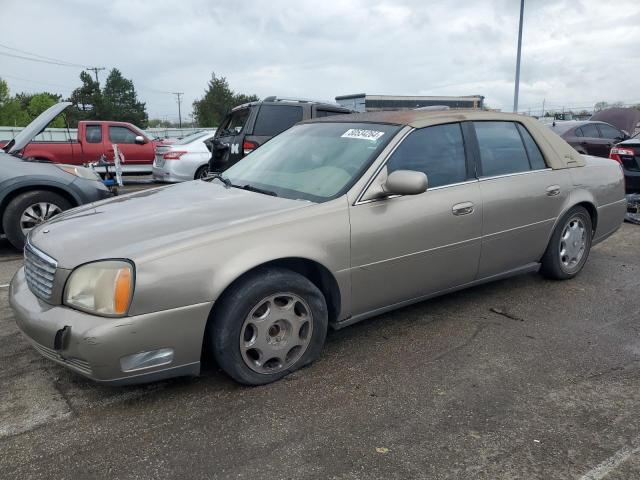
<box><xmin>152</xmin><ymin>130</ymin><xmax>216</xmax><ymax>182</ymax></box>
<box><xmin>10</xmin><ymin>110</ymin><xmax>626</xmax><ymax>386</ymax></box>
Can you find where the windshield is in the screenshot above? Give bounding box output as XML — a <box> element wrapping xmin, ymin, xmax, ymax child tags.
<box><xmin>174</xmin><ymin>131</ymin><xmax>211</xmax><ymax>145</ymax></box>
<box><xmin>222</xmin><ymin>122</ymin><xmax>400</xmax><ymax>202</ymax></box>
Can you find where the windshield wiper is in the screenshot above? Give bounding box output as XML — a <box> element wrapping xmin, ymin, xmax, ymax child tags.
<box><xmin>238</xmin><ymin>184</ymin><xmax>278</xmax><ymax>197</ymax></box>
<box><xmin>205</xmin><ymin>173</ymin><xmax>232</xmax><ymax>188</ymax></box>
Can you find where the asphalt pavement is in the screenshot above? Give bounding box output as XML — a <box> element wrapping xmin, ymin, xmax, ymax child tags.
<box><xmin>1</xmin><ymin>209</ymin><xmax>639</xmax><ymax>479</ymax></box>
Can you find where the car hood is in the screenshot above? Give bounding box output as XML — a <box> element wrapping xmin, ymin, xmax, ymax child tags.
<box><xmin>28</xmin><ymin>180</ymin><xmax>310</xmax><ymax>268</ymax></box>
<box><xmin>4</xmin><ymin>102</ymin><xmax>71</xmax><ymax>154</ymax></box>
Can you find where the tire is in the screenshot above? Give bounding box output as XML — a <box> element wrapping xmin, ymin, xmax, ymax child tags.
<box><xmin>540</xmin><ymin>206</ymin><xmax>593</xmax><ymax>280</ymax></box>
<box><xmin>2</xmin><ymin>190</ymin><xmax>71</xmax><ymax>250</ymax></box>
<box><xmin>194</xmin><ymin>165</ymin><xmax>209</xmax><ymax>180</ymax></box>
<box><xmin>208</xmin><ymin>267</ymin><xmax>328</xmax><ymax>385</ymax></box>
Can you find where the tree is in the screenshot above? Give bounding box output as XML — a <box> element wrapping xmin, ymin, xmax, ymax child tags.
<box><xmin>68</xmin><ymin>71</ymin><xmax>104</xmax><ymax>124</ymax></box>
<box><xmin>593</xmin><ymin>101</ymin><xmax>609</xmax><ymax>112</ymax></box>
<box><xmin>193</xmin><ymin>73</ymin><xmax>258</xmax><ymax>127</ymax></box>
<box><xmin>102</xmin><ymin>68</ymin><xmax>148</xmax><ymax>127</ymax></box>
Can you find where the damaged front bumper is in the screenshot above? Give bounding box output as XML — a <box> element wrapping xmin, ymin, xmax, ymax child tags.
<box><xmin>9</xmin><ymin>267</ymin><xmax>212</xmax><ymax>385</ymax></box>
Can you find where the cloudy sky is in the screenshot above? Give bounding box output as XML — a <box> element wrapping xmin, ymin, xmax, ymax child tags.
<box><xmin>2</xmin><ymin>0</ymin><xmax>639</xmax><ymax>122</ymax></box>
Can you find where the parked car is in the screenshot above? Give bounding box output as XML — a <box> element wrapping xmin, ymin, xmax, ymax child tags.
<box><xmin>610</xmin><ymin>131</ymin><xmax>640</xmax><ymax>194</ymax></box>
<box><xmin>1</xmin><ymin>103</ymin><xmax>111</xmax><ymax>249</ymax></box>
<box><xmin>550</xmin><ymin>120</ymin><xmax>629</xmax><ymax>157</ymax></box>
<box><xmin>19</xmin><ymin>120</ymin><xmax>169</xmax><ymax>175</ymax></box>
<box><xmin>10</xmin><ymin>110</ymin><xmax>625</xmax><ymax>386</ymax></box>
<box><xmin>591</xmin><ymin>107</ymin><xmax>640</xmax><ymax>138</ymax></box>
<box><xmin>152</xmin><ymin>130</ymin><xmax>216</xmax><ymax>182</ymax></box>
<box><xmin>208</xmin><ymin>96</ymin><xmax>352</xmax><ymax>173</ymax></box>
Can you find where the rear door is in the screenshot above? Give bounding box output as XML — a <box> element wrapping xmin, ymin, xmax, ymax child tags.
<box><xmin>578</xmin><ymin>123</ymin><xmax>609</xmax><ymax>157</ymax></box>
<box><xmin>79</xmin><ymin>124</ymin><xmax>105</xmax><ymax>163</ymax></box>
<box><xmin>472</xmin><ymin>121</ymin><xmax>570</xmax><ymax>278</ymax></box>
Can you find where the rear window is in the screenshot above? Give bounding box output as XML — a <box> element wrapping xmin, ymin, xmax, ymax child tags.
<box><xmin>315</xmin><ymin>109</ymin><xmax>348</xmax><ymax>118</ymax></box>
<box><xmin>85</xmin><ymin>125</ymin><xmax>102</xmax><ymax>143</ymax></box>
<box><xmin>580</xmin><ymin>123</ymin><xmax>600</xmax><ymax>138</ymax></box>
<box><xmin>474</xmin><ymin>121</ymin><xmax>531</xmax><ymax>176</ymax></box>
<box><xmin>253</xmin><ymin>105</ymin><xmax>303</xmax><ymax>136</ymax></box>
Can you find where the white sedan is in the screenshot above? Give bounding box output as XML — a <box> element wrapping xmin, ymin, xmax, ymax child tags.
<box><xmin>152</xmin><ymin>131</ymin><xmax>216</xmax><ymax>182</ymax></box>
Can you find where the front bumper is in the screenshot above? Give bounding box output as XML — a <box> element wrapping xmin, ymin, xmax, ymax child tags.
<box><xmin>9</xmin><ymin>268</ymin><xmax>212</xmax><ymax>385</ymax></box>
<box><xmin>72</xmin><ymin>177</ymin><xmax>113</xmax><ymax>202</ymax></box>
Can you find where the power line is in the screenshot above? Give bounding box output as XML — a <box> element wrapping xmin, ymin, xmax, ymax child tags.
<box><xmin>0</xmin><ymin>42</ymin><xmax>88</xmax><ymax>68</ymax></box>
<box><xmin>0</xmin><ymin>50</ymin><xmax>88</xmax><ymax>68</ymax></box>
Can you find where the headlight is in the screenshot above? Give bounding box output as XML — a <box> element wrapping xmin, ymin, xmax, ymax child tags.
<box><xmin>64</xmin><ymin>260</ymin><xmax>134</xmax><ymax>317</ymax></box>
<box><xmin>57</xmin><ymin>165</ymin><xmax>101</xmax><ymax>181</ymax></box>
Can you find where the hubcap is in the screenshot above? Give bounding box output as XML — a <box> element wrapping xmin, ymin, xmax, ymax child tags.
<box><xmin>559</xmin><ymin>217</ymin><xmax>586</xmax><ymax>270</ymax></box>
<box><xmin>240</xmin><ymin>293</ymin><xmax>313</xmax><ymax>374</ymax></box>
<box><xmin>19</xmin><ymin>202</ymin><xmax>62</xmax><ymax>235</ymax></box>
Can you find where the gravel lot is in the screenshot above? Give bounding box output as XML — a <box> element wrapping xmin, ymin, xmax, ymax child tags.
<box><xmin>1</xmin><ymin>189</ymin><xmax>639</xmax><ymax>479</ymax></box>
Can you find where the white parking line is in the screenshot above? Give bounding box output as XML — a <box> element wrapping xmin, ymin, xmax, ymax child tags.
<box><xmin>579</xmin><ymin>444</ymin><xmax>640</xmax><ymax>480</ymax></box>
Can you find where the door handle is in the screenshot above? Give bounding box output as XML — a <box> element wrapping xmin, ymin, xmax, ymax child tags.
<box><xmin>452</xmin><ymin>202</ymin><xmax>474</xmax><ymax>216</ymax></box>
<box><xmin>546</xmin><ymin>185</ymin><xmax>560</xmax><ymax>196</ymax></box>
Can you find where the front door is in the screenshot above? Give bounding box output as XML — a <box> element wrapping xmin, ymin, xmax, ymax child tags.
<box><xmin>349</xmin><ymin>122</ymin><xmax>482</xmax><ymax>315</ymax></box>
<box><xmin>210</xmin><ymin>107</ymin><xmax>252</xmax><ymax>172</ymax></box>
<box><xmin>107</xmin><ymin>125</ymin><xmax>154</xmax><ymax>165</ymax></box>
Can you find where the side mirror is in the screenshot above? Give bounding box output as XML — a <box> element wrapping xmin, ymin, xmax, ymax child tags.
<box><xmin>383</xmin><ymin>170</ymin><xmax>428</xmax><ymax>196</ymax></box>
<box><xmin>134</xmin><ymin>135</ymin><xmax>145</xmax><ymax>145</ymax></box>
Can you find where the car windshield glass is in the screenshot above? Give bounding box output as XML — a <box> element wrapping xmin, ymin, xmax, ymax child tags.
<box><xmin>173</xmin><ymin>131</ymin><xmax>210</xmax><ymax>145</ymax></box>
<box><xmin>222</xmin><ymin>122</ymin><xmax>400</xmax><ymax>202</ymax></box>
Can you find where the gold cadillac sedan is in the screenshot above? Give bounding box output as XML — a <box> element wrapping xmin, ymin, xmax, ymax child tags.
<box><xmin>10</xmin><ymin>110</ymin><xmax>626</xmax><ymax>385</ymax></box>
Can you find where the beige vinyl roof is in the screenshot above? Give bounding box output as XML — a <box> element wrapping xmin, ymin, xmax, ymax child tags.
<box><xmin>306</xmin><ymin>109</ymin><xmax>585</xmax><ymax>169</ymax></box>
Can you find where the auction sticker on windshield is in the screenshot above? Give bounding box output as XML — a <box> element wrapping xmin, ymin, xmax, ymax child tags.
<box><xmin>341</xmin><ymin>129</ymin><xmax>385</xmax><ymax>141</ymax></box>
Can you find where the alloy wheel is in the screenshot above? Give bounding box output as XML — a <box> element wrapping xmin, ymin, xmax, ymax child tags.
<box><xmin>19</xmin><ymin>202</ymin><xmax>62</xmax><ymax>236</ymax></box>
<box><xmin>240</xmin><ymin>293</ymin><xmax>313</xmax><ymax>374</ymax></box>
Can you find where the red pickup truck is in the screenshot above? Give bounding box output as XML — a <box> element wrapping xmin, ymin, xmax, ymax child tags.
<box><xmin>20</xmin><ymin>121</ymin><xmax>165</xmax><ymax>174</ymax></box>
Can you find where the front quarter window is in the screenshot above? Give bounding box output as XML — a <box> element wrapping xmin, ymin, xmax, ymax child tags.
<box><xmin>223</xmin><ymin>122</ymin><xmax>400</xmax><ymax>202</ymax></box>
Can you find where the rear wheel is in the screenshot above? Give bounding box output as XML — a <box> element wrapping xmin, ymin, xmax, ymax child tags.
<box><xmin>194</xmin><ymin>165</ymin><xmax>209</xmax><ymax>180</ymax></box>
<box><xmin>207</xmin><ymin>268</ymin><xmax>328</xmax><ymax>385</ymax></box>
<box><xmin>2</xmin><ymin>190</ymin><xmax>71</xmax><ymax>250</ymax></box>
<box><xmin>540</xmin><ymin>206</ymin><xmax>592</xmax><ymax>280</ymax></box>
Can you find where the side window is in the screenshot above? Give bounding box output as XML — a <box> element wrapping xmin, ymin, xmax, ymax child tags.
<box><xmin>597</xmin><ymin>123</ymin><xmax>622</xmax><ymax>139</ymax></box>
<box><xmin>219</xmin><ymin>108</ymin><xmax>250</xmax><ymax>135</ymax></box>
<box><xmin>474</xmin><ymin>121</ymin><xmax>530</xmax><ymax>177</ymax></box>
<box><xmin>108</xmin><ymin>126</ymin><xmax>137</xmax><ymax>144</ymax></box>
<box><xmin>575</xmin><ymin>127</ymin><xmax>584</xmax><ymax>137</ymax></box>
<box><xmin>580</xmin><ymin>123</ymin><xmax>600</xmax><ymax>138</ymax></box>
<box><xmin>253</xmin><ymin>105</ymin><xmax>303</xmax><ymax>136</ymax></box>
<box><xmin>85</xmin><ymin>125</ymin><xmax>102</xmax><ymax>143</ymax></box>
<box><xmin>516</xmin><ymin>124</ymin><xmax>547</xmax><ymax>170</ymax></box>
<box><xmin>386</xmin><ymin>123</ymin><xmax>467</xmax><ymax>188</ymax></box>
<box><xmin>315</xmin><ymin>109</ymin><xmax>347</xmax><ymax>118</ymax></box>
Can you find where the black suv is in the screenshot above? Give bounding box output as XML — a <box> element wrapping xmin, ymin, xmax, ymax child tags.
<box><xmin>208</xmin><ymin>97</ymin><xmax>352</xmax><ymax>172</ymax></box>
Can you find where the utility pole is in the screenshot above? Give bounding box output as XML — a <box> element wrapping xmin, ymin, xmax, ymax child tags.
<box><xmin>541</xmin><ymin>98</ymin><xmax>545</xmax><ymax>117</ymax></box>
<box><xmin>173</xmin><ymin>92</ymin><xmax>184</xmax><ymax>128</ymax></box>
<box><xmin>513</xmin><ymin>0</ymin><xmax>525</xmax><ymax>113</ymax></box>
<box><xmin>86</xmin><ymin>67</ymin><xmax>105</xmax><ymax>85</ymax></box>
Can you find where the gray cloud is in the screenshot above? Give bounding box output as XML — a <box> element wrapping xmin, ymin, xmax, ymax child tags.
<box><xmin>1</xmin><ymin>0</ymin><xmax>639</xmax><ymax>121</ymax></box>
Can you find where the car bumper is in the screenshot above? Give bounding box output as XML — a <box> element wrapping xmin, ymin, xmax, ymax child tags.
<box><xmin>72</xmin><ymin>177</ymin><xmax>113</xmax><ymax>202</ymax></box>
<box><xmin>624</xmin><ymin>170</ymin><xmax>640</xmax><ymax>194</ymax></box>
<box><xmin>152</xmin><ymin>165</ymin><xmax>189</xmax><ymax>183</ymax></box>
<box><xmin>9</xmin><ymin>268</ymin><xmax>212</xmax><ymax>385</ymax></box>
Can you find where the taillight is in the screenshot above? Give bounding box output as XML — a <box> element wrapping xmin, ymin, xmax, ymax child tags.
<box><xmin>243</xmin><ymin>140</ymin><xmax>258</xmax><ymax>156</ymax></box>
<box><xmin>610</xmin><ymin>146</ymin><xmax>634</xmax><ymax>163</ymax></box>
<box><xmin>163</xmin><ymin>150</ymin><xmax>187</xmax><ymax>160</ymax></box>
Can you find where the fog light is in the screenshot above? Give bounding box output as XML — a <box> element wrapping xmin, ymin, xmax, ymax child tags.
<box><xmin>120</xmin><ymin>348</ymin><xmax>174</xmax><ymax>372</ymax></box>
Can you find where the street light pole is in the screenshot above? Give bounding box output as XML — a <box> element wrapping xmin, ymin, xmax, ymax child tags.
<box><xmin>513</xmin><ymin>0</ymin><xmax>525</xmax><ymax>113</ymax></box>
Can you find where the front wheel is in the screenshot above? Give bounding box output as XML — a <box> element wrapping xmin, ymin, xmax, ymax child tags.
<box><xmin>207</xmin><ymin>268</ymin><xmax>328</xmax><ymax>385</ymax></box>
<box><xmin>540</xmin><ymin>206</ymin><xmax>593</xmax><ymax>280</ymax></box>
<box><xmin>2</xmin><ymin>190</ymin><xmax>71</xmax><ymax>250</ymax></box>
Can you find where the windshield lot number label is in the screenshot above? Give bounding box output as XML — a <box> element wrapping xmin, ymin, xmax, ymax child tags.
<box><xmin>341</xmin><ymin>129</ymin><xmax>385</xmax><ymax>141</ymax></box>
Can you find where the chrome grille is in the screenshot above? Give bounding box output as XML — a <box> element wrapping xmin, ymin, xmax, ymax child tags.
<box><xmin>24</xmin><ymin>242</ymin><xmax>57</xmax><ymax>301</ymax></box>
